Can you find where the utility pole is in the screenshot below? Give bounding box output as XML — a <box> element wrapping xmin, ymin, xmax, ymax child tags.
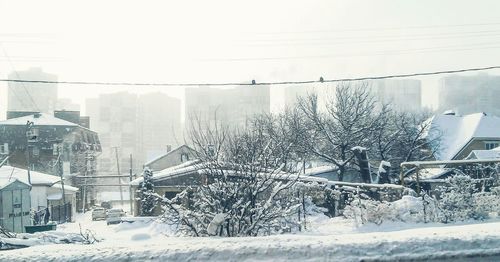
<box><xmin>114</xmin><ymin>147</ymin><xmax>125</xmax><ymax>207</ymax></box>
<box><xmin>25</xmin><ymin>120</ymin><xmax>34</xmax><ymax>186</ymax></box>
<box><xmin>57</xmin><ymin>144</ymin><xmax>67</xmax><ymax>221</ymax></box>
<box><xmin>82</xmin><ymin>151</ymin><xmax>89</xmax><ymax>213</ymax></box>
<box><xmin>129</xmin><ymin>154</ymin><xmax>133</xmax><ymax>214</ymax></box>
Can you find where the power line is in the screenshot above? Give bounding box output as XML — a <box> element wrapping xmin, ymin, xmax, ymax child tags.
<box><xmin>255</xmin><ymin>22</ymin><xmax>500</xmax><ymax>35</ymax></box>
<box><xmin>205</xmin><ymin>42</ymin><xmax>500</xmax><ymax>61</ymax></box>
<box><xmin>0</xmin><ymin>65</ymin><xmax>500</xmax><ymax>87</ymax></box>
<box><xmin>0</xmin><ymin>43</ymin><xmax>41</xmax><ymax>111</ymax></box>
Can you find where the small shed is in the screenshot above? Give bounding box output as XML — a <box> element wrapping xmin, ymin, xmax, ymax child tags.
<box><xmin>0</xmin><ymin>178</ymin><xmax>31</xmax><ymax>233</ymax></box>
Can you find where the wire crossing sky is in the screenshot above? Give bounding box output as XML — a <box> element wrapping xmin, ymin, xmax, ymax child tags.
<box><xmin>0</xmin><ymin>65</ymin><xmax>499</xmax><ymax>87</ymax></box>
<box><xmin>2</xmin><ymin>0</ymin><xmax>500</xmax><ymax>118</ymax></box>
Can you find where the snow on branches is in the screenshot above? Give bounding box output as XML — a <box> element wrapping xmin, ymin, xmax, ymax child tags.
<box><xmin>138</xmin><ymin>168</ymin><xmax>159</xmax><ymax>216</ymax></box>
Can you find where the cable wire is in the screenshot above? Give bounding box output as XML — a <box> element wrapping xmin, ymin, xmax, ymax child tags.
<box><xmin>0</xmin><ymin>66</ymin><xmax>499</xmax><ymax>87</ymax></box>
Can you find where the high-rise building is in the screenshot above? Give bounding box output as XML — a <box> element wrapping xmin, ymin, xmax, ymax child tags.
<box><xmin>137</xmin><ymin>92</ymin><xmax>182</xmax><ymax>163</ymax></box>
<box><xmin>283</xmin><ymin>85</ymin><xmax>316</xmax><ymax>109</ymax></box>
<box><xmin>56</xmin><ymin>98</ymin><xmax>81</xmax><ymax>111</ymax></box>
<box><xmin>85</xmin><ymin>92</ymin><xmax>139</xmax><ymax>175</ymax></box>
<box><xmin>370</xmin><ymin>79</ymin><xmax>422</xmax><ymax>112</ymax></box>
<box><xmin>438</xmin><ymin>74</ymin><xmax>500</xmax><ymax>116</ymax></box>
<box><xmin>7</xmin><ymin>67</ymin><xmax>58</xmax><ymax>113</ymax></box>
<box><xmin>185</xmin><ymin>85</ymin><xmax>270</xmax><ymax>130</ymax></box>
<box><xmin>86</xmin><ymin>92</ymin><xmax>182</xmax><ymax>175</ymax></box>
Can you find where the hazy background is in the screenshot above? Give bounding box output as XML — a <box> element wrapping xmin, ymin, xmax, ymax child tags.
<box><xmin>2</xmin><ymin>0</ymin><xmax>500</xmax><ymax>120</ymax></box>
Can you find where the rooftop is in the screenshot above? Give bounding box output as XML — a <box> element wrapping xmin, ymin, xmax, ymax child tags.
<box><xmin>0</xmin><ymin>166</ymin><xmax>78</xmax><ymax>191</ymax></box>
<box><xmin>0</xmin><ymin>113</ymin><xmax>78</xmax><ymax>127</ymax></box>
<box><xmin>426</xmin><ymin>112</ymin><xmax>500</xmax><ymax>160</ymax></box>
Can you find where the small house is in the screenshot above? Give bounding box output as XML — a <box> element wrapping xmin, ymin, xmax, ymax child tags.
<box><xmin>0</xmin><ymin>166</ymin><xmax>78</xmax><ymax>223</ymax></box>
<box><xmin>143</xmin><ymin>145</ymin><xmax>196</xmax><ymax>172</ymax></box>
<box><xmin>0</xmin><ymin>178</ymin><xmax>31</xmax><ymax>233</ymax></box>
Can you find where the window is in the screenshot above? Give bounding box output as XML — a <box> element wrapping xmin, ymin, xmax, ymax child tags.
<box><xmin>0</xmin><ymin>143</ymin><xmax>8</xmax><ymax>155</ymax></box>
<box><xmin>485</xmin><ymin>142</ymin><xmax>499</xmax><ymax>150</ymax></box>
<box><xmin>181</xmin><ymin>153</ymin><xmax>189</xmax><ymax>162</ymax></box>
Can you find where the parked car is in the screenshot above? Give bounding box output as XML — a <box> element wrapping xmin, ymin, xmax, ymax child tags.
<box><xmin>91</xmin><ymin>207</ymin><xmax>107</xmax><ymax>221</ymax></box>
<box><xmin>101</xmin><ymin>201</ymin><xmax>112</xmax><ymax>209</ymax></box>
<box><xmin>106</xmin><ymin>208</ymin><xmax>126</xmax><ymax>225</ymax></box>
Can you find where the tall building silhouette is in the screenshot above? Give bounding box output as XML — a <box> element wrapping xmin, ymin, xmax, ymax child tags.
<box><xmin>8</xmin><ymin>67</ymin><xmax>58</xmax><ymax>113</ymax></box>
<box><xmin>439</xmin><ymin>74</ymin><xmax>500</xmax><ymax>116</ymax></box>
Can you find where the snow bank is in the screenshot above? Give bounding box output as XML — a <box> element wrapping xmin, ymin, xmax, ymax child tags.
<box><xmin>2</xmin><ymin>219</ymin><xmax>500</xmax><ymax>261</ymax></box>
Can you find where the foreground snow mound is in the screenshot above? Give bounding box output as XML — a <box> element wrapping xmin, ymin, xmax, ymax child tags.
<box><xmin>1</xmin><ymin>230</ymin><xmax>99</xmax><ymax>250</ymax></box>
<box><xmin>2</xmin><ymin>219</ymin><xmax>500</xmax><ymax>261</ymax></box>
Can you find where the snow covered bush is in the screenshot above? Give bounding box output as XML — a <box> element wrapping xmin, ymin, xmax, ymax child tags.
<box><xmin>344</xmin><ymin>175</ymin><xmax>500</xmax><ymax>226</ymax></box>
<box><xmin>160</xmin><ymin>114</ymin><xmax>328</xmax><ymax>237</ymax></box>
<box><xmin>437</xmin><ymin>175</ymin><xmax>476</xmax><ymax>222</ymax></box>
<box><xmin>343</xmin><ymin>189</ymin><xmax>439</xmax><ymax>225</ymax></box>
<box><xmin>160</xmin><ymin>176</ymin><xmax>304</xmax><ymax>237</ymax></box>
<box><xmin>138</xmin><ymin>168</ymin><xmax>159</xmax><ymax>216</ymax></box>
<box><xmin>436</xmin><ymin>176</ymin><xmax>500</xmax><ymax>223</ymax></box>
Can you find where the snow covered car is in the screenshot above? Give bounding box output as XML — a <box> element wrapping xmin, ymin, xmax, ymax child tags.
<box><xmin>91</xmin><ymin>207</ymin><xmax>107</xmax><ymax>221</ymax></box>
<box><xmin>106</xmin><ymin>208</ymin><xmax>126</xmax><ymax>225</ymax></box>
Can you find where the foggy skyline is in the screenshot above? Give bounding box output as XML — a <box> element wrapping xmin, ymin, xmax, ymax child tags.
<box><xmin>2</xmin><ymin>0</ymin><xmax>500</xmax><ymax>119</ymax></box>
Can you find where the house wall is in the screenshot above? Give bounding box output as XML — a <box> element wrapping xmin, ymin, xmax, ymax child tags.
<box><xmin>0</xmin><ymin>124</ymin><xmax>101</xmax><ymax>175</ymax></box>
<box><xmin>31</xmin><ymin>186</ymin><xmax>48</xmax><ymax>211</ymax></box>
<box><xmin>454</xmin><ymin>138</ymin><xmax>500</xmax><ymax>160</ymax></box>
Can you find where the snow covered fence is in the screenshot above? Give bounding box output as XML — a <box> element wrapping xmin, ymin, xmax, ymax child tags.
<box><xmin>344</xmin><ymin>175</ymin><xmax>500</xmax><ymax>225</ymax></box>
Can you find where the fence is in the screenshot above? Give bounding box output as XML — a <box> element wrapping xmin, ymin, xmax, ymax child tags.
<box><xmin>50</xmin><ymin>203</ymin><xmax>72</xmax><ymax>224</ymax></box>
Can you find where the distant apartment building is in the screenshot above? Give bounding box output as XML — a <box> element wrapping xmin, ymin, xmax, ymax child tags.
<box><xmin>137</xmin><ymin>92</ymin><xmax>182</xmax><ymax>164</ymax></box>
<box><xmin>370</xmin><ymin>79</ymin><xmax>422</xmax><ymax>112</ymax></box>
<box><xmin>283</xmin><ymin>85</ymin><xmax>316</xmax><ymax>109</ymax></box>
<box><xmin>438</xmin><ymin>74</ymin><xmax>500</xmax><ymax>116</ymax></box>
<box><xmin>86</xmin><ymin>92</ymin><xmax>139</xmax><ymax>174</ymax></box>
<box><xmin>7</xmin><ymin>68</ymin><xmax>58</xmax><ymax>113</ymax></box>
<box><xmin>56</xmin><ymin>98</ymin><xmax>81</xmax><ymax>111</ymax></box>
<box><xmin>185</xmin><ymin>85</ymin><xmax>270</xmax><ymax>130</ymax></box>
<box><xmin>86</xmin><ymin>92</ymin><xmax>182</xmax><ymax>175</ymax></box>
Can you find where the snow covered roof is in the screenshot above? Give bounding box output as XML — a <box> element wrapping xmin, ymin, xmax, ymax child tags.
<box><xmin>0</xmin><ymin>113</ymin><xmax>78</xmax><ymax>127</ymax></box>
<box><xmin>466</xmin><ymin>146</ymin><xmax>500</xmax><ymax>160</ymax></box>
<box><xmin>426</xmin><ymin>112</ymin><xmax>500</xmax><ymax>160</ymax></box>
<box><xmin>130</xmin><ymin>160</ymin><xmax>202</xmax><ymax>186</ymax></box>
<box><xmin>0</xmin><ymin>166</ymin><xmax>61</xmax><ymax>186</ymax></box>
<box><xmin>52</xmin><ymin>183</ymin><xmax>79</xmax><ymax>192</ymax></box>
<box><xmin>0</xmin><ymin>166</ymin><xmax>76</xmax><ymax>192</ymax></box>
<box><xmin>417</xmin><ymin>168</ymin><xmax>453</xmax><ymax>180</ymax></box>
<box><xmin>144</xmin><ymin>145</ymin><xmax>195</xmax><ymax>166</ymax></box>
<box><xmin>0</xmin><ymin>177</ymin><xmax>31</xmax><ymax>190</ymax></box>
<box><xmin>131</xmin><ymin>159</ymin><xmax>330</xmax><ymax>186</ymax></box>
<box><xmin>304</xmin><ymin>166</ymin><xmax>337</xmax><ymax>177</ymax></box>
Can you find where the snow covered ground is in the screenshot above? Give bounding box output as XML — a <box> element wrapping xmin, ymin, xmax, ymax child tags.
<box><xmin>1</xmin><ymin>212</ymin><xmax>500</xmax><ymax>261</ymax></box>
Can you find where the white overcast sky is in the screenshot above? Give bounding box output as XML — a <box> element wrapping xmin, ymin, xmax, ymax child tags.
<box><xmin>1</xmin><ymin>0</ymin><xmax>500</xmax><ymax>120</ymax></box>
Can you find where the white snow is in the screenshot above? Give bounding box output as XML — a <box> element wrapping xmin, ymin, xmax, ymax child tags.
<box><xmin>129</xmin><ymin>160</ymin><xmax>201</xmax><ymax>186</ymax></box>
<box><xmin>0</xmin><ymin>113</ymin><xmax>78</xmax><ymax>126</ymax></box>
<box><xmin>207</xmin><ymin>213</ymin><xmax>227</xmax><ymax>235</ymax></box>
<box><xmin>466</xmin><ymin>148</ymin><xmax>500</xmax><ymax>160</ymax></box>
<box><xmin>426</xmin><ymin>112</ymin><xmax>500</xmax><ymax>160</ymax></box>
<box><xmin>2</xmin><ymin>211</ymin><xmax>499</xmax><ymax>261</ymax></box>
<box><xmin>0</xmin><ymin>166</ymin><xmax>78</xmax><ymax>191</ymax></box>
<box><xmin>350</xmin><ymin>146</ymin><xmax>366</xmax><ymax>151</ymax></box>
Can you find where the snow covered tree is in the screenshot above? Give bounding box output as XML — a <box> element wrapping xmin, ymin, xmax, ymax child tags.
<box><xmin>160</xmin><ymin>117</ymin><xmax>311</xmax><ymax>237</ymax></box>
<box><xmin>298</xmin><ymin>82</ymin><xmax>388</xmax><ymax>181</ymax></box>
<box><xmin>138</xmin><ymin>168</ymin><xmax>158</xmax><ymax>216</ymax></box>
<box><xmin>369</xmin><ymin>110</ymin><xmax>441</xmax><ymax>181</ymax></box>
